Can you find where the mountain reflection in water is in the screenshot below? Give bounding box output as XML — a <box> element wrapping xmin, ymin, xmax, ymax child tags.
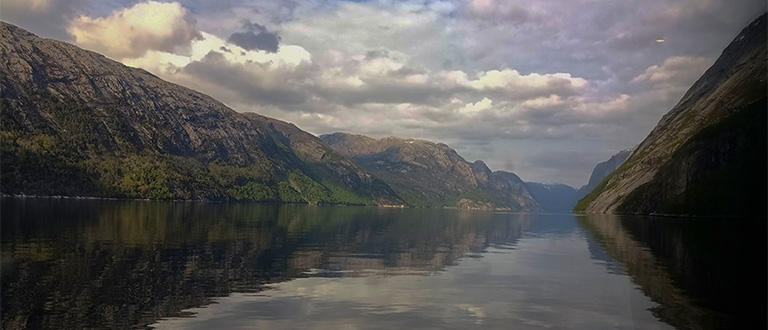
<box><xmin>1</xmin><ymin>199</ymin><xmax>763</xmax><ymax>329</ymax></box>
<box><xmin>580</xmin><ymin>214</ymin><xmax>766</xmax><ymax>330</ymax></box>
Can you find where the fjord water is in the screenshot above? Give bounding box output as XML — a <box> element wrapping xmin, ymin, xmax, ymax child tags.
<box><xmin>1</xmin><ymin>200</ymin><xmax>764</xmax><ymax>329</ymax></box>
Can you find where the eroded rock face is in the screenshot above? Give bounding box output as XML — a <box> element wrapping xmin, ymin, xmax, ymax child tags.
<box><xmin>0</xmin><ymin>22</ymin><xmax>280</xmax><ymax>167</ymax></box>
<box><xmin>320</xmin><ymin>133</ymin><xmax>541</xmax><ymax>211</ymax></box>
<box><xmin>0</xmin><ymin>22</ymin><xmax>402</xmax><ymax>205</ymax></box>
<box><xmin>577</xmin><ymin>14</ymin><xmax>767</xmax><ymax>216</ymax></box>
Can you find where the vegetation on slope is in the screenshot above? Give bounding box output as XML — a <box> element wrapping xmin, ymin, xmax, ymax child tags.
<box><xmin>0</xmin><ymin>22</ymin><xmax>399</xmax><ymax>206</ymax></box>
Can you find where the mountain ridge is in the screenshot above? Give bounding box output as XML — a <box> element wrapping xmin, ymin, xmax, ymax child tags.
<box><xmin>0</xmin><ymin>21</ymin><xmax>404</xmax><ymax>206</ymax></box>
<box><xmin>320</xmin><ymin>132</ymin><xmax>541</xmax><ymax>211</ymax></box>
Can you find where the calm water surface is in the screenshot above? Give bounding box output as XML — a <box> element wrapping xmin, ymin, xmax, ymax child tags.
<box><xmin>1</xmin><ymin>199</ymin><xmax>764</xmax><ymax>329</ymax></box>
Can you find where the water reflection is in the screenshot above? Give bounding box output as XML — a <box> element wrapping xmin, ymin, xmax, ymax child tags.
<box><xmin>579</xmin><ymin>214</ymin><xmax>766</xmax><ymax>329</ymax></box>
<box><xmin>2</xmin><ymin>199</ymin><xmax>761</xmax><ymax>329</ymax></box>
<box><xmin>1</xmin><ymin>199</ymin><xmax>530</xmax><ymax>329</ymax></box>
<box><xmin>153</xmin><ymin>212</ymin><xmax>668</xmax><ymax>330</ymax></box>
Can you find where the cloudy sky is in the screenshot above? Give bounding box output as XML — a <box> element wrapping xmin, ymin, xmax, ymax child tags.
<box><xmin>2</xmin><ymin>0</ymin><xmax>764</xmax><ymax>186</ymax></box>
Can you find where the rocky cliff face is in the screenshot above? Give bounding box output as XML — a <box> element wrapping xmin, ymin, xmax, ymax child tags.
<box><xmin>575</xmin><ymin>14</ymin><xmax>767</xmax><ymax>216</ymax></box>
<box><xmin>320</xmin><ymin>133</ymin><xmax>541</xmax><ymax>211</ymax></box>
<box><xmin>0</xmin><ymin>22</ymin><xmax>401</xmax><ymax>205</ymax></box>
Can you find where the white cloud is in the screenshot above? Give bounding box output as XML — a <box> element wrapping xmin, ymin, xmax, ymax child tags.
<box><xmin>633</xmin><ymin>56</ymin><xmax>712</xmax><ymax>90</ymax></box>
<box><xmin>68</xmin><ymin>1</ymin><xmax>201</xmax><ymax>59</ymax></box>
<box><xmin>573</xmin><ymin>94</ymin><xmax>631</xmax><ymax>115</ymax></box>
<box><xmin>460</xmin><ymin>97</ymin><xmax>494</xmax><ymax>115</ymax></box>
<box><xmin>122</xmin><ymin>50</ymin><xmax>191</xmax><ymax>76</ymax></box>
<box><xmin>464</xmin><ymin>69</ymin><xmax>587</xmax><ymax>94</ymax></box>
<box><xmin>519</xmin><ymin>95</ymin><xmax>563</xmax><ymax>109</ymax></box>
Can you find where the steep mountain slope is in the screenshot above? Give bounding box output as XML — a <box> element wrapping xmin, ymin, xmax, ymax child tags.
<box><xmin>0</xmin><ymin>22</ymin><xmax>402</xmax><ymax>205</ymax></box>
<box><xmin>526</xmin><ymin>183</ymin><xmax>579</xmax><ymax>212</ymax></box>
<box><xmin>575</xmin><ymin>14</ymin><xmax>767</xmax><ymax>216</ymax></box>
<box><xmin>575</xmin><ymin>149</ymin><xmax>632</xmax><ymax>198</ymax></box>
<box><xmin>320</xmin><ymin>133</ymin><xmax>540</xmax><ymax>210</ymax></box>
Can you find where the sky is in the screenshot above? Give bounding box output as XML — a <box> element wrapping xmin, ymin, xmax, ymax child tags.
<box><xmin>2</xmin><ymin>0</ymin><xmax>765</xmax><ymax>187</ymax></box>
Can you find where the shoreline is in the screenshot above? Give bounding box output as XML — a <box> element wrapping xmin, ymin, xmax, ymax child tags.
<box><xmin>0</xmin><ymin>193</ymin><xmax>407</xmax><ymax>208</ymax></box>
<box><xmin>0</xmin><ymin>194</ymin><xmax>527</xmax><ymax>212</ymax></box>
<box><xmin>3</xmin><ymin>195</ymin><xmax>756</xmax><ymax>218</ymax></box>
<box><xmin>573</xmin><ymin>210</ymin><xmax>751</xmax><ymax>219</ymax></box>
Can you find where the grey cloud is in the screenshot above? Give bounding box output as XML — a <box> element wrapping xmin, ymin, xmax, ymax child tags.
<box><xmin>228</xmin><ymin>20</ymin><xmax>281</xmax><ymax>53</ymax></box>
<box><xmin>365</xmin><ymin>49</ymin><xmax>391</xmax><ymax>60</ymax></box>
<box><xmin>183</xmin><ymin>51</ymin><xmax>307</xmax><ymax>105</ymax></box>
<box><xmin>607</xmin><ymin>0</ymin><xmax>766</xmax><ymax>57</ymax></box>
<box><xmin>0</xmin><ymin>0</ymin><xmax>87</xmax><ymax>41</ymax></box>
<box><xmin>608</xmin><ymin>29</ymin><xmax>664</xmax><ymax>52</ymax></box>
<box><xmin>518</xmin><ymin>150</ymin><xmax>614</xmax><ymax>186</ymax></box>
<box><xmin>527</xmin><ymin>151</ymin><xmax>609</xmax><ymax>170</ymax></box>
<box><xmin>313</xmin><ymin>82</ymin><xmax>467</xmax><ymax>107</ymax></box>
<box><xmin>462</xmin><ymin>1</ymin><xmax>534</xmax><ymax>25</ymax></box>
<box><xmin>210</xmin><ymin>0</ymin><xmax>762</xmax><ymax>185</ymax></box>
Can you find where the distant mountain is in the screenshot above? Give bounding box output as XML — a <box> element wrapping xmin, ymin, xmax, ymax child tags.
<box><xmin>0</xmin><ymin>22</ymin><xmax>403</xmax><ymax>206</ymax></box>
<box><xmin>575</xmin><ymin>149</ymin><xmax>632</xmax><ymax>198</ymax></box>
<box><xmin>469</xmin><ymin>160</ymin><xmax>542</xmax><ymax>211</ymax></box>
<box><xmin>526</xmin><ymin>149</ymin><xmax>631</xmax><ymax>212</ymax></box>
<box><xmin>244</xmin><ymin>113</ymin><xmax>403</xmax><ymax>205</ymax></box>
<box><xmin>320</xmin><ymin>133</ymin><xmax>541</xmax><ymax>211</ymax></box>
<box><xmin>526</xmin><ymin>183</ymin><xmax>579</xmax><ymax>212</ymax></box>
<box><xmin>575</xmin><ymin>14</ymin><xmax>767</xmax><ymax>216</ymax></box>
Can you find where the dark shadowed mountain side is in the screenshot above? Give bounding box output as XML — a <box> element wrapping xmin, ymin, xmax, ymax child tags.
<box><xmin>319</xmin><ymin>133</ymin><xmax>541</xmax><ymax>211</ymax></box>
<box><xmin>575</xmin><ymin>14</ymin><xmax>767</xmax><ymax>216</ymax></box>
<box><xmin>526</xmin><ymin>183</ymin><xmax>579</xmax><ymax>212</ymax></box>
<box><xmin>575</xmin><ymin>149</ymin><xmax>632</xmax><ymax>199</ymax></box>
<box><xmin>0</xmin><ymin>22</ymin><xmax>403</xmax><ymax>206</ymax></box>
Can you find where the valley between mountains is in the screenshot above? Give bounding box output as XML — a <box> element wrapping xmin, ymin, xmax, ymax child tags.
<box><xmin>2</xmin><ymin>13</ymin><xmax>766</xmax><ymax>216</ymax></box>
